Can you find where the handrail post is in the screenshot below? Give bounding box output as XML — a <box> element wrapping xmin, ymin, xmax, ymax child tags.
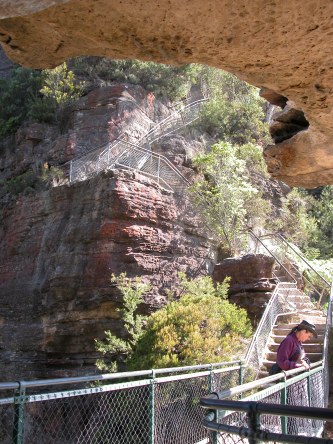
<box><xmin>209</xmin><ymin>364</ymin><xmax>214</xmax><ymax>393</ymax></box>
<box><xmin>69</xmin><ymin>160</ymin><xmax>72</xmax><ymax>183</ymax></box>
<box><xmin>149</xmin><ymin>370</ymin><xmax>155</xmax><ymax>444</ymax></box>
<box><xmin>239</xmin><ymin>360</ymin><xmax>244</xmax><ymax>386</ymax></box>
<box><xmin>13</xmin><ymin>382</ymin><xmax>25</xmax><ymax>444</ymax></box>
<box><xmin>209</xmin><ymin>365</ymin><xmax>218</xmax><ymax>444</ymax></box>
<box><xmin>307</xmin><ymin>368</ymin><xmax>312</xmax><ymax>408</ymax></box>
<box><xmin>281</xmin><ymin>372</ymin><xmax>287</xmax><ymax>434</ymax></box>
<box><xmin>247</xmin><ymin>402</ymin><xmax>260</xmax><ymax>444</ymax></box>
<box><xmin>157</xmin><ymin>156</ymin><xmax>160</xmax><ymax>184</ymax></box>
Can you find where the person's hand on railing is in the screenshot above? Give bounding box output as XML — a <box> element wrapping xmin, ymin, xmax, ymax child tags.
<box><xmin>296</xmin><ymin>359</ymin><xmax>310</xmax><ymax>370</ymax></box>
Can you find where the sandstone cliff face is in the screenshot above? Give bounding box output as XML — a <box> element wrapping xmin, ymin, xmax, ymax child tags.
<box><xmin>0</xmin><ymin>85</ymin><xmax>217</xmax><ymax>380</ymax></box>
<box><xmin>0</xmin><ymin>169</ymin><xmax>216</xmax><ymax>380</ymax></box>
<box><xmin>213</xmin><ymin>254</ymin><xmax>276</xmax><ymax>326</ymax></box>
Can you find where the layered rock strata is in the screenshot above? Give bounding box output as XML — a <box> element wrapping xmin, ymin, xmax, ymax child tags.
<box><xmin>0</xmin><ymin>169</ymin><xmax>215</xmax><ymax>380</ymax></box>
<box><xmin>213</xmin><ymin>254</ymin><xmax>276</xmax><ymax>326</ymax></box>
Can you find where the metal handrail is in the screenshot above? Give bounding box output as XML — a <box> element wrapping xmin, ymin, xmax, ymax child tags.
<box><xmin>139</xmin><ymin>98</ymin><xmax>208</xmax><ymax>146</ymax></box>
<box><xmin>0</xmin><ymin>360</ymin><xmax>240</xmax><ymax>392</ymax></box>
<box><xmin>117</xmin><ymin>138</ymin><xmax>191</xmax><ymax>184</ymax></box>
<box><xmin>243</xmin><ymin>281</ymin><xmax>296</xmax><ymax>368</ymax></box>
<box><xmin>248</xmin><ymin>230</ymin><xmax>297</xmax><ymax>284</ymax></box>
<box><xmin>67</xmin><ymin>97</ymin><xmax>207</xmax><ymax>189</ymax></box>
<box><xmin>276</xmin><ymin>233</ymin><xmax>330</xmax><ymax>288</ymax></box>
<box><xmin>201</xmin><ymin>399</ymin><xmax>333</xmax><ymax>444</ymax></box>
<box><xmin>253</xmin><ymin>232</ymin><xmax>331</xmax><ymax>306</ymax></box>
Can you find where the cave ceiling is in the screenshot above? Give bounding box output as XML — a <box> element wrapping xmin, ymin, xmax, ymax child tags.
<box><xmin>1</xmin><ymin>0</ymin><xmax>333</xmax><ymax>188</ymax></box>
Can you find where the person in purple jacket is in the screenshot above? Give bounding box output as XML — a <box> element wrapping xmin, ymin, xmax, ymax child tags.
<box><xmin>275</xmin><ymin>320</ymin><xmax>318</xmax><ymax>434</ymax></box>
<box><xmin>276</xmin><ymin>320</ymin><xmax>317</xmax><ymax>371</ymax></box>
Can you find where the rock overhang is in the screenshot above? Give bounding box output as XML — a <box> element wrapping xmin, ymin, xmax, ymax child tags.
<box><xmin>1</xmin><ymin>0</ymin><xmax>333</xmax><ymax>188</ymax></box>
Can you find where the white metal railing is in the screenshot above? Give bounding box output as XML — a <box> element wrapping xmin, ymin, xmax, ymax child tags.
<box><xmin>69</xmin><ymin>138</ymin><xmax>190</xmax><ymax>191</ymax></box>
<box><xmin>68</xmin><ymin>98</ymin><xmax>207</xmax><ymax>191</ymax></box>
<box><xmin>243</xmin><ymin>282</ymin><xmax>298</xmax><ymax>379</ymax></box>
<box><xmin>244</xmin><ymin>230</ymin><xmax>332</xmax><ymax>381</ymax></box>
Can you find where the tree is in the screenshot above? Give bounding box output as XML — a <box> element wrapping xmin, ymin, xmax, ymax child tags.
<box><xmin>189</xmin><ymin>141</ymin><xmax>269</xmax><ymax>256</ymax></box>
<box><xmin>95</xmin><ymin>273</ymin><xmax>150</xmax><ymax>372</ymax></box>
<box><xmin>0</xmin><ymin>67</ymin><xmax>43</xmax><ymax>136</ymax></box>
<box><xmin>269</xmin><ymin>188</ymin><xmax>320</xmax><ymax>258</ymax></box>
<box><xmin>196</xmin><ymin>66</ymin><xmax>271</xmax><ymax>145</ymax></box>
<box><xmin>307</xmin><ymin>186</ymin><xmax>333</xmax><ymax>258</ymax></box>
<box><xmin>128</xmin><ymin>273</ymin><xmax>252</xmax><ymax>370</ymax></box>
<box><xmin>71</xmin><ymin>57</ymin><xmax>201</xmax><ymax>101</ymax></box>
<box><xmin>40</xmin><ymin>62</ymin><xmax>85</xmax><ymax>105</ymax></box>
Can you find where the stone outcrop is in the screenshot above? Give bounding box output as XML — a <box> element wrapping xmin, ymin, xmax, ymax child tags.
<box><xmin>0</xmin><ymin>169</ymin><xmax>215</xmax><ymax>380</ymax></box>
<box><xmin>0</xmin><ymin>85</ymin><xmax>217</xmax><ymax>380</ymax></box>
<box><xmin>213</xmin><ymin>254</ymin><xmax>276</xmax><ymax>325</ymax></box>
<box><xmin>1</xmin><ymin>1</ymin><xmax>333</xmax><ymax>186</ymax></box>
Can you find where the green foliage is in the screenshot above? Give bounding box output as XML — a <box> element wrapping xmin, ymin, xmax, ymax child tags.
<box><xmin>0</xmin><ymin>67</ymin><xmax>43</xmax><ymax>136</ymax></box>
<box><xmin>41</xmin><ymin>62</ymin><xmax>85</xmax><ymax>106</ymax></box>
<box><xmin>71</xmin><ymin>57</ymin><xmax>201</xmax><ymax>101</ymax></box>
<box><xmin>307</xmin><ymin>186</ymin><xmax>333</xmax><ymax>258</ymax></box>
<box><xmin>196</xmin><ymin>67</ymin><xmax>271</xmax><ymax>145</ymax></box>
<box><xmin>305</xmin><ymin>258</ymin><xmax>333</xmax><ymax>289</ymax></box>
<box><xmin>0</xmin><ymin>170</ymin><xmax>37</xmax><ymax>196</ymax></box>
<box><xmin>269</xmin><ymin>188</ymin><xmax>320</xmax><ymax>253</ymax></box>
<box><xmin>128</xmin><ymin>274</ymin><xmax>252</xmax><ymax>370</ymax></box>
<box><xmin>0</xmin><ymin>63</ymin><xmax>85</xmax><ymax>136</ymax></box>
<box><xmin>28</xmin><ymin>97</ymin><xmax>57</xmax><ymax>124</ymax></box>
<box><xmin>95</xmin><ymin>273</ymin><xmax>150</xmax><ymax>372</ymax></box>
<box><xmin>0</xmin><ymin>164</ymin><xmax>66</xmax><ymax>199</ymax></box>
<box><xmin>189</xmin><ymin>141</ymin><xmax>270</xmax><ymax>255</ymax></box>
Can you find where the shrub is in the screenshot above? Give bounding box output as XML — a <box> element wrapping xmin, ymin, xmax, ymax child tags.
<box><xmin>70</xmin><ymin>57</ymin><xmax>201</xmax><ymax>101</ymax></box>
<box><xmin>127</xmin><ymin>274</ymin><xmax>252</xmax><ymax>370</ymax></box>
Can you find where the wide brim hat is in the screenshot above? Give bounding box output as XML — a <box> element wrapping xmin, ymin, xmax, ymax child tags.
<box><xmin>298</xmin><ymin>320</ymin><xmax>318</xmax><ymax>337</ymax></box>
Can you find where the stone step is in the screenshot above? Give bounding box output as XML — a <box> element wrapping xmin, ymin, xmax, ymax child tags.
<box><xmin>264</xmin><ymin>351</ymin><xmax>322</xmax><ymax>362</ymax></box>
<box><xmin>268</xmin><ymin>343</ymin><xmax>323</xmax><ymax>353</ymax></box>
<box><xmin>273</xmin><ymin>323</ymin><xmax>326</xmax><ymax>333</ymax></box>
<box><xmin>270</xmin><ymin>334</ymin><xmax>324</xmax><ymax>344</ymax></box>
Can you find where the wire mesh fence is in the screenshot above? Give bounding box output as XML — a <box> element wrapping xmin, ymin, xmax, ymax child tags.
<box><xmin>138</xmin><ymin>99</ymin><xmax>207</xmax><ymax>150</ymax></box>
<box><xmin>67</xmin><ymin>98</ymin><xmax>206</xmax><ymax>191</ymax></box>
<box><xmin>0</xmin><ymin>362</ymin><xmax>242</xmax><ymax>444</ymax></box>
<box><xmin>243</xmin><ymin>282</ymin><xmax>298</xmax><ymax>380</ymax></box>
<box><xmin>203</xmin><ymin>365</ymin><xmax>327</xmax><ymax>444</ymax></box>
<box><xmin>69</xmin><ymin>139</ymin><xmax>189</xmax><ymax>192</ymax></box>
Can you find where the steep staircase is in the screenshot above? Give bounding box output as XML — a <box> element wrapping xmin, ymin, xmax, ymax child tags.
<box><xmin>245</xmin><ymin>230</ymin><xmax>330</xmax><ymax>380</ymax></box>
<box><xmin>67</xmin><ymin>97</ymin><xmax>207</xmax><ymax>190</ymax></box>
<box><xmin>261</xmin><ymin>310</ymin><xmax>326</xmax><ymax>376</ymax></box>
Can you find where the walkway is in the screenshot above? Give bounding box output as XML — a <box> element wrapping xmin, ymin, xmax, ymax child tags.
<box><xmin>68</xmin><ymin>98</ymin><xmax>207</xmax><ymax>191</ymax></box>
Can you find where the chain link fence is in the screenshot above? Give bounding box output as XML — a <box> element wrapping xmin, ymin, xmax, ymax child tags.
<box><xmin>67</xmin><ymin>98</ymin><xmax>207</xmax><ymax>191</ymax></box>
<box><xmin>0</xmin><ymin>362</ymin><xmax>242</xmax><ymax>444</ymax></box>
<box><xmin>202</xmin><ymin>364</ymin><xmax>327</xmax><ymax>443</ymax></box>
<box><xmin>243</xmin><ymin>281</ymin><xmax>298</xmax><ymax>380</ymax></box>
<box><xmin>69</xmin><ymin>139</ymin><xmax>190</xmax><ymax>192</ymax></box>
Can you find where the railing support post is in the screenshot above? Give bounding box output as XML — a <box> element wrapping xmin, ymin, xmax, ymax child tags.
<box><xmin>69</xmin><ymin>160</ymin><xmax>72</xmax><ymax>183</ymax></box>
<box><xmin>149</xmin><ymin>370</ymin><xmax>155</xmax><ymax>444</ymax></box>
<box><xmin>247</xmin><ymin>402</ymin><xmax>260</xmax><ymax>444</ymax></box>
<box><xmin>209</xmin><ymin>365</ymin><xmax>218</xmax><ymax>444</ymax></box>
<box><xmin>13</xmin><ymin>382</ymin><xmax>25</xmax><ymax>444</ymax></box>
<box><xmin>157</xmin><ymin>156</ymin><xmax>160</xmax><ymax>184</ymax></box>
<box><xmin>239</xmin><ymin>361</ymin><xmax>244</xmax><ymax>386</ymax></box>
<box><xmin>307</xmin><ymin>369</ymin><xmax>312</xmax><ymax>407</ymax></box>
<box><xmin>281</xmin><ymin>372</ymin><xmax>287</xmax><ymax>434</ymax></box>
